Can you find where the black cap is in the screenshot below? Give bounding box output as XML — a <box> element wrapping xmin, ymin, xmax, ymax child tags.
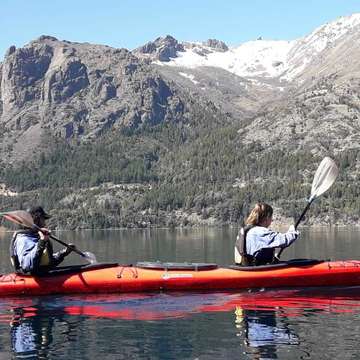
<box><xmin>28</xmin><ymin>206</ymin><xmax>51</xmax><ymax>220</ymax></box>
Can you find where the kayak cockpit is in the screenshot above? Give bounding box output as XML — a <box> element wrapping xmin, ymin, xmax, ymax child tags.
<box><xmin>18</xmin><ymin>262</ymin><xmax>120</xmax><ymax>277</ymax></box>
<box><xmin>135</xmin><ymin>262</ymin><xmax>218</xmax><ymax>271</ymax></box>
<box><xmin>229</xmin><ymin>259</ymin><xmax>324</xmax><ymax>271</ymax></box>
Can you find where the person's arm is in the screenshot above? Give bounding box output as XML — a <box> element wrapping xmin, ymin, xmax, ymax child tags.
<box><xmin>51</xmin><ymin>246</ymin><xmax>74</xmax><ymax>266</ymax></box>
<box><xmin>50</xmin><ymin>238</ymin><xmax>76</xmax><ymax>267</ymax></box>
<box><xmin>260</xmin><ymin>226</ymin><xmax>299</xmax><ymax>249</ymax></box>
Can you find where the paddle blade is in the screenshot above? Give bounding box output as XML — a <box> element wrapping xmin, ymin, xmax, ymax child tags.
<box><xmin>0</xmin><ymin>210</ymin><xmax>35</xmax><ymax>229</ymax></box>
<box><xmin>310</xmin><ymin>157</ymin><xmax>339</xmax><ymax>200</ymax></box>
<box><xmin>1</xmin><ymin>210</ymin><xmax>98</xmax><ymax>265</ymax></box>
<box><xmin>82</xmin><ymin>251</ymin><xmax>98</xmax><ymax>264</ymax></box>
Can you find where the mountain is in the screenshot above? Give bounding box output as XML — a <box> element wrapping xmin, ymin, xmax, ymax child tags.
<box><xmin>1</xmin><ymin>14</ymin><xmax>360</xmax><ymax>229</ymax></box>
<box><xmin>135</xmin><ymin>14</ymin><xmax>360</xmax><ymax>83</ymax></box>
<box><xmin>134</xmin><ymin>14</ymin><xmax>360</xmax><ymax>155</ymax></box>
<box><xmin>239</xmin><ymin>15</ymin><xmax>360</xmax><ymax>155</ymax></box>
<box><xmin>133</xmin><ymin>13</ymin><xmax>360</xmax><ymax>138</ymax></box>
<box><xmin>0</xmin><ymin>35</ymin><xmax>226</xmax><ymax>164</ymax></box>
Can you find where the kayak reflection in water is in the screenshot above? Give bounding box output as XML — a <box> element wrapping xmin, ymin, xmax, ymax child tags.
<box><xmin>235</xmin><ymin>203</ymin><xmax>299</xmax><ymax>266</ymax></box>
<box><xmin>10</xmin><ymin>307</ymin><xmax>54</xmax><ymax>358</ymax></box>
<box><xmin>235</xmin><ymin>306</ymin><xmax>299</xmax><ymax>359</ymax></box>
<box><xmin>9</xmin><ymin>300</ymin><xmax>80</xmax><ymax>359</ymax></box>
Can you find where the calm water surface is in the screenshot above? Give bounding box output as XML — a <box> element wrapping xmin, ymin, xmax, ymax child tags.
<box><xmin>0</xmin><ymin>227</ymin><xmax>359</xmax><ymax>359</ymax></box>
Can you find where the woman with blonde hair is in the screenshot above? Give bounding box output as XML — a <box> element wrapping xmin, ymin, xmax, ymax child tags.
<box><xmin>235</xmin><ymin>202</ymin><xmax>299</xmax><ymax>266</ymax></box>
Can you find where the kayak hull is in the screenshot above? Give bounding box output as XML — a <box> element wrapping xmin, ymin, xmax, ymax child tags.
<box><xmin>1</xmin><ymin>260</ymin><xmax>360</xmax><ymax>296</ymax></box>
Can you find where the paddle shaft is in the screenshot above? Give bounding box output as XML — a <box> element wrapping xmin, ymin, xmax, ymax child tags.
<box><xmin>32</xmin><ymin>224</ymin><xmax>87</xmax><ymax>258</ymax></box>
<box><xmin>277</xmin><ymin>198</ymin><xmax>314</xmax><ymax>258</ymax></box>
<box><xmin>50</xmin><ymin>234</ymin><xmax>86</xmax><ymax>258</ymax></box>
<box><xmin>295</xmin><ymin>199</ymin><xmax>314</xmax><ymax>229</ymax></box>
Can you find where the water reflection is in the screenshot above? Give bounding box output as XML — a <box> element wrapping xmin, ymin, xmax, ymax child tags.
<box><xmin>2</xmin><ymin>226</ymin><xmax>360</xmax><ymax>359</ymax></box>
<box><xmin>6</xmin><ymin>298</ymin><xmax>82</xmax><ymax>359</ymax></box>
<box><xmin>235</xmin><ymin>307</ymin><xmax>299</xmax><ymax>359</ymax></box>
<box><xmin>10</xmin><ymin>306</ymin><xmax>54</xmax><ymax>359</ymax></box>
<box><xmin>5</xmin><ymin>287</ymin><xmax>360</xmax><ymax>359</ymax></box>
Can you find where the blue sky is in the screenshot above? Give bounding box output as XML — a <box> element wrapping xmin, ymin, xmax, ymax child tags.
<box><xmin>0</xmin><ymin>0</ymin><xmax>359</xmax><ymax>60</ymax></box>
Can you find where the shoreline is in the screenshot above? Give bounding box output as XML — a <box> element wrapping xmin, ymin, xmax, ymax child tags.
<box><xmin>2</xmin><ymin>222</ymin><xmax>360</xmax><ymax>234</ymax></box>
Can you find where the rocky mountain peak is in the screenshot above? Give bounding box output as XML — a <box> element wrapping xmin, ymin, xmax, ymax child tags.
<box><xmin>202</xmin><ymin>39</ymin><xmax>228</xmax><ymax>52</ymax></box>
<box><xmin>35</xmin><ymin>35</ymin><xmax>59</xmax><ymax>43</ymax></box>
<box><xmin>5</xmin><ymin>45</ymin><xmax>16</xmax><ymax>56</ymax></box>
<box><xmin>135</xmin><ymin>35</ymin><xmax>184</xmax><ymax>61</ymax></box>
<box><xmin>0</xmin><ymin>35</ymin><xmax>227</xmax><ymax>164</ymax></box>
<box><xmin>281</xmin><ymin>14</ymin><xmax>360</xmax><ymax>81</ymax></box>
<box><xmin>309</xmin><ymin>13</ymin><xmax>360</xmax><ymax>45</ymax></box>
<box><xmin>150</xmin><ymin>13</ymin><xmax>360</xmax><ymax>84</ymax></box>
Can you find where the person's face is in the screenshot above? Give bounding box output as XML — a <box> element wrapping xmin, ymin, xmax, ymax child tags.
<box><xmin>37</xmin><ymin>216</ymin><xmax>46</xmax><ymax>228</ymax></box>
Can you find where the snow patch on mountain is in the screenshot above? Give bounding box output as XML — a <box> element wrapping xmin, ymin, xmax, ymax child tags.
<box><xmin>168</xmin><ymin>40</ymin><xmax>294</xmax><ymax>79</ymax></box>
<box><xmin>179</xmin><ymin>72</ymin><xmax>199</xmax><ymax>84</ymax></box>
<box><xmin>163</xmin><ymin>13</ymin><xmax>360</xmax><ymax>82</ymax></box>
<box><xmin>283</xmin><ymin>13</ymin><xmax>360</xmax><ymax>80</ymax></box>
<box><xmin>307</xmin><ymin>13</ymin><xmax>360</xmax><ymax>52</ymax></box>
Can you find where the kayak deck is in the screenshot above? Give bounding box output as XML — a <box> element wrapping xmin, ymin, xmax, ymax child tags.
<box><xmin>1</xmin><ymin>260</ymin><xmax>360</xmax><ymax>296</ymax></box>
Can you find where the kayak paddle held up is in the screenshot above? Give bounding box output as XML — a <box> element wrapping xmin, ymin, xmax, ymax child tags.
<box><xmin>276</xmin><ymin>157</ymin><xmax>339</xmax><ymax>259</ymax></box>
<box><xmin>0</xmin><ymin>210</ymin><xmax>97</xmax><ymax>264</ymax></box>
<box><xmin>295</xmin><ymin>156</ymin><xmax>339</xmax><ymax>228</ymax></box>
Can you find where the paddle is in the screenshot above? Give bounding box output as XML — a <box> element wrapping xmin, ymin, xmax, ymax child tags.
<box><xmin>276</xmin><ymin>156</ymin><xmax>339</xmax><ymax>259</ymax></box>
<box><xmin>0</xmin><ymin>210</ymin><xmax>97</xmax><ymax>264</ymax></box>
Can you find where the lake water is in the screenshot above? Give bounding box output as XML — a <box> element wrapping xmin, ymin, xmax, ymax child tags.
<box><xmin>0</xmin><ymin>227</ymin><xmax>359</xmax><ymax>359</ymax></box>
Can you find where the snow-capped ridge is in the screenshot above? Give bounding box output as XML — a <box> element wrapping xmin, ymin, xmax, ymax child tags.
<box><xmin>170</xmin><ymin>38</ymin><xmax>294</xmax><ymax>79</ymax></box>
<box><xmin>284</xmin><ymin>13</ymin><xmax>360</xmax><ymax>80</ymax></box>
<box><xmin>149</xmin><ymin>13</ymin><xmax>360</xmax><ymax>81</ymax></box>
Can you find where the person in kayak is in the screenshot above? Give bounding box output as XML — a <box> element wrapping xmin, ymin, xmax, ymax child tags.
<box><xmin>235</xmin><ymin>202</ymin><xmax>299</xmax><ymax>266</ymax></box>
<box><xmin>10</xmin><ymin>206</ymin><xmax>74</xmax><ymax>274</ymax></box>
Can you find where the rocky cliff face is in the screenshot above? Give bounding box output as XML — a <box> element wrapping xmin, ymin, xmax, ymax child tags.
<box><xmin>2</xmin><ymin>14</ymin><xmax>360</xmax><ymax>164</ymax></box>
<box><xmin>0</xmin><ymin>36</ymin><xmax>223</xmax><ymax>163</ymax></box>
<box><xmin>135</xmin><ymin>35</ymin><xmax>185</xmax><ymax>61</ymax></box>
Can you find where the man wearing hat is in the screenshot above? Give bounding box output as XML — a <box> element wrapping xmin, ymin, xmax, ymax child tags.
<box><xmin>10</xmin><ymin>206</ymin><xmax>74</xmax><ymax>274</ymax></box>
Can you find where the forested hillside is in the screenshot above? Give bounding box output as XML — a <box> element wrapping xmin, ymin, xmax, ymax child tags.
<box><xmin>2</xmin><ymin>15</ymin><xmax>360</xmax><ymax>228</ymax></box>
<box><xmin>1</xmin><ymin>119</ymin><xmax>359</xmax><ymax>229</ymax></box>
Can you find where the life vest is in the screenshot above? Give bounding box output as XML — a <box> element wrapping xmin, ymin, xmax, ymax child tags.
<box><xmin>39</xmin><ymin>247</ymin><xmax>51</xmax><ymax>266</ymax></box>
<box><xmin>234</xmin><ymin>225</ymin><xmax>255</xmax><ymax>266</ymax></box>
<box><xmin>235</xmin><ymin>225</ymin><xmax>276</xmax><ymax>266</ymax></box>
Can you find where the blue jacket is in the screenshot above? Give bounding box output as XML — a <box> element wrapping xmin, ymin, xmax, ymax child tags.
<box><xmin>246</xmin><ymin>226</ymin><xmax>299</xmax><ymax>257</ymax></box>
<box><xmin>12</xmin><ymin>230</ymin><xmax>68</xmax><ymax>273</ymax></box>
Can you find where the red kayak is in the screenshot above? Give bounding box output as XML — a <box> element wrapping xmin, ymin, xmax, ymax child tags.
<box><xmin>1</xmin><ymin>259</ymin><xmax>360</xmax><ymax>296</ymax></box>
